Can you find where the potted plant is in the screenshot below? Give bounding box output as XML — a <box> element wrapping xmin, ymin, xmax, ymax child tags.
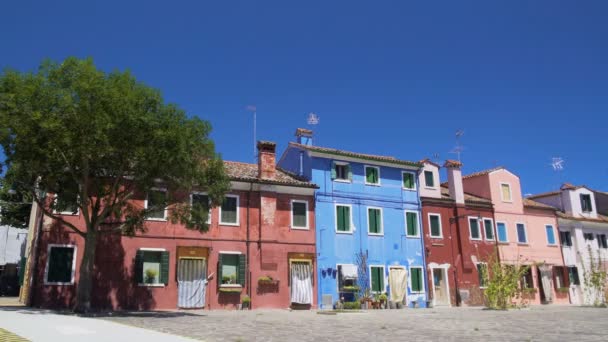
<box><xmin>242</xmin><ymin>295</ymin><xmax>251</xmax><ymax>310</ymax></box>
<box><xmin>258</xmin><ymin>276</ymin><xmax>274</xmax><ymax>285</ymax></box>
<box><xmin>379</xmin><ymin>293</ymin><xmax>388</xmax><ymax>309</ymax></box>
<box><xmin>145</xmin><ymin>269</ymin><xmax>158</xmax><ymax>284</ymax></box>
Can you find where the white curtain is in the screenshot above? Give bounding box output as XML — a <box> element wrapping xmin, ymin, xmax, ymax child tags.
<box><xmin>539</xmin><ymin>265</ymin><xmax>553</xmax><ymax>303</ymax></box>
<box><xmin>389</xmin><ymin>268</ymin><xmax>408</xmax><ymax>303</ymax></box>
<box><xmin>178</xmin><ymin>259</ymin><xmax>207</xmax><ymax>309</ymax></box>
<box><xmin>291</xmin><ymin>262</ymin><xmax>313</xmax><ymax>305</ymax></box>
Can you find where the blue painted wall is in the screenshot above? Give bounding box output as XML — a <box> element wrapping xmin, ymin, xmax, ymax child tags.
<box><xmin>279</xmin><ymin>146</ymin><xmax>428</xmax><ymax>308</ymax></box>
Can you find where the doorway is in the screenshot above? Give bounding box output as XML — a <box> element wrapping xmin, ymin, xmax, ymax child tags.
<box><xmin>177</xmin><ymin>258</ymin><xmax>207</xmax><ymax>309</ymax></box>
<box><xmin>431</xmin><ymin>268</ymin><xmax>450</xmax><ymax>306</ymax></box>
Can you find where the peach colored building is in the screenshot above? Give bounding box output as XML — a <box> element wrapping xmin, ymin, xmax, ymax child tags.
<box><xmin>462</xmin><ymin>167</ymin><xmax>569</xmax><ymax>305</ymax></box>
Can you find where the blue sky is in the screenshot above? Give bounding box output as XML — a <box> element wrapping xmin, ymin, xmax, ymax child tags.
<box><xmin>1</xmin><ymin>0</ymin><xmax>607</xmax><ymax>194</ymax></box>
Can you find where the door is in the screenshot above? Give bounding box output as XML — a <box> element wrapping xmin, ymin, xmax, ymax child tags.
<box><xmin>388</xmin><ymin>267</ymin><xmax>407</xmax><ymax>303</ymax></box>
<box><xmin>432</xmin><ymin>268</ymin><xmax>449</xmax><ymax>306</ymax></box>
<box><xmin>290</xmin><ymin>261</ymin><xmax>313</xmax><ymax>305</ymax></box>
<box><xmin>177</xmin><ymin>258</ymin><xmax>207</xmax><ymax>309</ymax></box>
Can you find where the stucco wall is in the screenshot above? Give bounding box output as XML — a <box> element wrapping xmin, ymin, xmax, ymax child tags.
<box><xmin>418</xmin><ymin>163</ymin><xmax>441</xmax><ymax>199</ymax></box>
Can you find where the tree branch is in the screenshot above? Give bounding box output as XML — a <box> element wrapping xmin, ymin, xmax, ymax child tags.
<box><xmin>31</xmin><ymin>191</ymin><xmax>85</xmax><ymax>237</ymax></box>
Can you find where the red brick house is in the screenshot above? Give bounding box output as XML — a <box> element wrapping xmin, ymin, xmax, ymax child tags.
<box><xmin>420</xmin><ymin>160</ymin><xmax>497</xmax><ymax>307</ymax></box>
<box><xmin>24</xmin><ymin>141</ymin><xmax>318</xmax><ymax>310</ymax></box>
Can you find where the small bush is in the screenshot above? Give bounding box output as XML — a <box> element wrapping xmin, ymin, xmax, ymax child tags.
<box><xmin>343</xmin><ymin>301</ymin><xmax>361</xmax><ymax>310</ymax></box>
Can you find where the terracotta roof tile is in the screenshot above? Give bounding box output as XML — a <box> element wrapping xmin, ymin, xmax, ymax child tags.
<box><xmin>523</xmin><ymin>198</ymin><xmax>557</xmax><ymax>210</ymax></box>
<box><xmin>420</xmin><ymin>158</ymin><xmax>441</xmax><ymax>168</ymax></box>
<box><xmin>439</xmin><ymin>185</ymin><xmax>492</xmax><ymax>203</ymax></box>
<box><xmin>223</xmin><ymin>161</ymin><xmax>317</xmax><ymax>188</ymax></box>
<box><xmin>443</xmin><ymin>159</ymin><xmax>462</xmax><ymax>168</ymax></box>
<box><xmin>461</xmin><ymin>166</ymin><xmax>505</xmax><ymax>180</ymax></box>
<box><xmin>290</xmin><ymin>142</ymin><xmax>421</xmax><ymax>167</ymax></box>
<box><xmin>527</xmin><ymin>190</ymin><xmax>561</xmax><ymax>199</ymax></box>
<box><xmin>556</xmin><ymin>211</ymin><xmax>608</xmax><ymax>224</ymax></box>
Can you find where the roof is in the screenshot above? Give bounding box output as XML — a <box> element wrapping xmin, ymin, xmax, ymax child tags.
<box><xmin>556</xmin><ymin>211</ymin><xmax>608</xmax><ymax>224</ymax></box>
<box><xmin>223</xmin><ymin>161</ymin><xmax>317</xmax><ymax>188</ymax></box>
<box><xmin>523</xmin><ymin>198</ymin><xmax>557</xmax><ymax>211</ymax></box>
<box><xmin>461</xmin><ymin>166</ymin><xmax>505</xmax><ymax>180</ymax></box>
<box><xmin>419</xmin><ymin>158</ymin><xmax>440</xmax><ymax>168</ymax></box>
<box><xmin>443</xmin><ymin>159</ymin><xmax>462</xmax><ymax>168</ymax></box>
<box><xmin>439</xmin><ymin>185</ymin><xmax>492</xmax><ymax>204</ymax></box>
<box><xmin>289</xmin><ymin>142</ymin><xmax>421</xmax><ymax>168</ymax></box>
<box><xmin>527</xmin><ymin>190</ymin><xmax>561</xmax><ymax>199</ymax></box>
<box><xmin>528</xmin><ymin>183</ymin><xmax>596</xmax><ymax>199</ymax></box>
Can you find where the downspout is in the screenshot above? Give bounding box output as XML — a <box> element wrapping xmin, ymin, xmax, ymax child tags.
<box><xmin>416</xmin><ymin>169</ymin><xmax>430</xmax><ymax>305</ymax></box>
<box><xmin>247</xmin><ymin>182</ymin><xmax>253</xmax><ymax>308</ymax></box>
<box><xmin>448</xmin><ymin>204</ymin><xmax>461</xmax><ymax>306</ymax></box>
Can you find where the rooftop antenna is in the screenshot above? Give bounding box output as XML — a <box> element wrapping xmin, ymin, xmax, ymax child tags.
<box><xmin>449</xmin><ymin>129</ymin><xmax>465</xmax><ymax>162</ymax></box>
<box><xmin>307</xmin><ymin>112</ymin><xmax>319</xmax><ymax>144</ymax></box>
<box><xmin>432</xmin><ymin>153</ymin><xmax>441</xmax><ymax>165</ymax></box>
<box><xmin>246</xmin><ymin>105</ymin><xmax>257</xmax><ymax>162</ymax></box>
<box><xmin>551</xmin><ymin>157</ymin><xmax>564</xmax><ymax>171</ymax></box>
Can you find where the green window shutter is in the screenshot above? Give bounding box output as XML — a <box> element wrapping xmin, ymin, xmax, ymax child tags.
<box><xmin>337</xmin><ymin>206</ymin><xmax>345</xmax><ymax>231</ymax></box>
<box><xmin>238</xmin><ymin>254</ymin><xmax>247</xmax><ymax>286</ymax></box>
<box><xmin>366</xmin><ymin>168</ymin><xmax>373</xmax><ymax>183</ymax></box>
<box><xmin>371</xmin><ymin>267</ymin><xmax>383</xmax><ymax>292</ymax></box>
<box><xmin>470</xmin><ymin>219</ymin><xmax>480</xmax><ymax>239</ymax></box>
<box><xmin>337</xmin><ymin>206</ymin><xmax>350</xmax><ymax>231</ymax></box>
<box><xmin>160</xmin><ymin>251</ymin><xmax>170</xmax><ymax>285</ymax></box>
<box><xmin>346</xmin><ymin>164</ymin><xmax>353</xmax><ymax>181</ymax></box>
<box><xmin>403</xmin><ymin>173</ymin><xmax>413</xmax><ymax>189</ymax></box>
<box><xmin>369</xmin><ymin>209</ymin><xmax>380</xmax><ymax>234</ymax></box>
<box><xmin>430</xmin><ymin>215</ymin><xmax>440</xmax><ymax>236</ymax></box>
<box><xmin>135</xmin><ymin>250</ymin><xmax>144</xmax><ymax>284</ymax></box>
<box><xmin>484</xmin><ymin>220</ymin><xmax>494</xmax><ymax>239</ymax></box>
<box><xmin>18</xmin><ymin>257</ymin><xmax>27</xmax><ymax>286</ymax></box>
<box><xmin>407</xmin><ymin>212</ymin><xmax>418</xmax><ymax>236</ymax></box>
<box><xmin>217</xmin><ymin>254</ymin><xmax>224</xmax><ymax>286</ymax></box>
<box><xmin>424</xmin><ymin>171</ymin><xmax>434</xmax><ymax>187</ymax></box>
<box><xmin>331</xmin><ymin>161</ymin><xmax>337</xmax><ymax>180</ymax></box>
<box><xmin>411</xmin><ymin>268</ymin><xmax>422</xmax><ymax>292</ymax></box>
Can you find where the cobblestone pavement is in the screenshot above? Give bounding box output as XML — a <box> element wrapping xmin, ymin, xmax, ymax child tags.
<box><xmin>100</xmin><ymin>305</ymin><xmax>608</xmax><ymax>342</ymax></box>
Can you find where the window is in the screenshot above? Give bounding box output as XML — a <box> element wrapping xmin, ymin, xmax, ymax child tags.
<box><xmin>402</xmin><ymin>172</ymin><xmax>416</xmax><ymax>190</ymax></box>
<box><xmin>219</xmin><ymin>253</ymin><xmax>246</xmax><ymax>286</ymax></box>
<box><xmin>336</xmin><ymin>205</ymin><xmax>352</xmax><ymax>233</ymax></box>
<box><xmin>191</xmin><ymin>192</ymin><xmax>211</xmax><ymax>224</ymax></box>
<box><xmin>367</xmin><ymin>207</ymin><xmax>382</xmax><ymax>235</ymax></box>
<box><xmin>520</xmin><ymin>268</ymin><xmax>534</xmax><ymax>289</ymax></box>
<box><xmin>54</xmin><ymin>192</ymin><xmax>79</xmax><ymax>215</ymax></box>
<box><xmin>291</xmin><ymin>200</ymin><xmax>308</xmax><ymax>229</ymax></box>
<box><xmin>497</xmin><ymin>222</ymin><xmax>508</xmax><ymax>242</ymax></box>
<box><xmin>580</xmin><ymin>194</ymin><xmax>593</xmax><ymax>212</ymax></box>
<box><xmin>553</xmin><ymin>266</ymin><xmax>567</xmax><ymax>289</ymax></box>
<box><xmin>598</xmin><ymin>234</ymin><xmax>608</xmax><ymax>249</ymax></box>
<box><xmin>483</xmin><ymin>219</ymin><xmax>494</xmax><ymax>240</ymax></box>
<box><xmin>584</xmin><ymin>233</ymin><xmax>595</xmax><ymax>241</ymax></box>
<box><xmin>560</xmin><ymin>231</ymin><xmax>572</xmax><ymax>247</ymax></box>
<box><xmin>146</xmin><ymin>189</ymin><xmax>167</xmax><ymax>220</ymax></box>
<box><xmin>410</xmin><ymin>267</ymin><xmax>424</xmax><ymax>293</ymax></box>
<box><xmin>469</xmin><ymin>217</ymin><xmax>481</xmax><ymax>240</ymax></box>
<box><xmin>45</xmin><ymin>245</ymin><xmax>76</xmax><ymax>284</ymax></box>
<box><xmin>337</xmin><ymin>264</ymin><xmax>358</xmax><ymax>291</ymax></box>
<box><xmin>332</xmin><ymin>162</ymin><xmax>351</xmax><ymax>182</ymax></box>
<box><xmin>220</xmin><ymin>195</ymin><xmax>239</xmax><ymax>225</ymax></box>
<box><xmin>477</xmin><ymin>263</ymin><xmax>488</xmax><ymax>288</ymax></box>
<box><xmin>429</xmin><ymin>214</ymin><xmax>442</xmax><ymax>238</ymax></box>
<box><xmin>424</xmin><ymin>171</ymin><xmax>434</xmax><ymax>187</ymax></box>
<box><xmin>568</xmin><ymin>266</ymin><xmax>580</xmax><ymax>286</ymax></box>
<box><xmin>365</xmin><ymin>166</ymin><xmax>380</xmax><ymax>185</ymax></box>
<box><xmin>546</xmin><ymin>225</ymin><xmax>556</xmax><ymax>245</ymax></box>
<box><xmin>370</xmin><ymin>266</ymin><xmax>385</xmax><ymax>293</ymax></box>
<box><xmin>405</xmin><ymin>211</ymin><xmax>419</xmax><ymax>237</ymax></box>
<box><xmin>135</xmin><ymin>249</ymin><xmax>169</xmax><ymax>286</ymax></box>
<box><xmin>500</xmin><ymin>183</ymin><xmax>512</xmax><ymax>202</ymax></box>
<box><xmin>516</xmin><ymin>223</ymin><xmax>527</xmax><ymax>244</ymax></box>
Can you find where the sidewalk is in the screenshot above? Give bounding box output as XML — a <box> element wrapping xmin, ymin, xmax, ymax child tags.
<box><xmin>0</xmin><ymin>308</ymin><xmax>196</xmax><ymax>342</ymax></box>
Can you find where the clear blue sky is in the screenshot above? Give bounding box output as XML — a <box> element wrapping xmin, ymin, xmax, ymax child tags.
<box><xmin>1</xmin><ymin>0</ymin><xmax>606</xmax><ymax>194</ymax></box>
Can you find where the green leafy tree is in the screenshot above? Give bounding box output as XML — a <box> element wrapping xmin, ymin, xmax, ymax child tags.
<box><xmin>581</xmin><ymin>246</ymin><xmax>608</xmax><ymax>307</ymax></box>
<box><xmin>0</xmin><ymin>181</ymin><xmax>32</xmax><ymax>228</ymax></box>
<box><xmin>483</xmin><ymin>251</ymin><xmax>530</xmax><ymax>310</ymax></box>
<box><xmin>0</xmin><ymin>57</ymin><xmax>230</xmax><ymax>312</ymax></box>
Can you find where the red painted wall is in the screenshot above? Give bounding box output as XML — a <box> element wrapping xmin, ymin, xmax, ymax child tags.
<box><xmin>30</xmin><ymin>188</ymin><xmax>317</xmax><ymax>311</ymax></box>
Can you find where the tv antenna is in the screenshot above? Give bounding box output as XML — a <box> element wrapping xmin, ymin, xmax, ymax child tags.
<box><xmin>449</xmin><ymin>129</ymin><xmax>465</xmax><ymax>162</ymax></box>
<box><xmin>246</xmin><ymin>105</ymin><xmax>257</xmax><ymax>162</ymax></box>
<box><xmin>307</xmin><ymin>112</ymin><xmax>319</xmax><ymax>125</ymax></box>
<box><xmin>551</xmin><ymin>157</ymin><xmax>564</xmax><ymax>171</ymax></box>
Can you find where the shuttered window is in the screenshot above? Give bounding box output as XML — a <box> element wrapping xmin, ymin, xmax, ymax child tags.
<box><xmin>46</xmin><ymin>246</ymin><xmax>75</xmax><ymax>284</ymax></box>
<box><xmin>580</xmin><ymin>194</ymin><xmax>593</xmax><ymax>212</ymax></box>
<box><xmin>501</xmin><ymin>183</ymin><xmax>512</xmax><ymax>201</ymax></box>
<box><xmin>365</xmin><ymin>166</ymin><xmax>380</xmax><ymax>185</ymax></box>
<box><xmin>406</xmin><ymin>212</ymin><xmax>418</xmax><ymax>236</ymax></box>
<box><xmin>402</xmin><ymin>172</ymin><xmax>415</xmax><ymax>190</ymax></box>
<box><xmin>218</xmin><ymin>253</ymin><xmax>246</xmax><ymax>286</ymax></box>
<box><xmin>292</xmin><ymin>201</ymin><xmax>308</xmax><ymax>228</ymax></box>
<box><xmin>484</xmin><ymin>219</ymin><xmax>494</xmax><ymax>240</ymax></box>
<box><xmin>560</xmin><ymin>231</ymin><xmax>572</xmax><ymax>247</ymax></box>
<box><xmin>429</xmin><ymin>214</ymin><xmax>441</xmax><ymax>237</ymax></box>
<box><xmin>410</xmin><ymin>267</ymin><xmax>423</xmax><ymax>292</ymax></box>
<box><xmin>191</xmin><ymin>193</ymin><xmax>211</xmax><ymax>223</ymax></box>
<box><xmin>332</xmin><ymin>162</ymin><xmax>351</xmax><ymax>181</ymax></box>
<box><xmin>370</xmin><ymin>266</ymin><xmax>384</xmax><ymax>292</ymax></box>
<box><xmin>146</xmin><ymin>189</ymin><xmax>167</xmax><ymax>220</ymax></box>
<box><xmin>336</xmin><ymin>205</ymin><xmax>351</xmax><ymax>232</ymax></box>
<box><xmin>469</xmin><ymin>218</ymin><xmax>481</xmax><ymax>240</ymax></box>
<box><xmin>220</xmin><ymin>195</ymin><xmax>239</xmax><ymax>225</ymax></box>
<box><xmin>135</xmin><ymin>250</ymin><xmax>169</xmax><ymax>285</ymax></box>
<box><xmin>424</xmin><ymin>171</ymin><xmax>434</xmax><ymax>187</ymax></box>
<box><xmin>368</xmin><ymin>208</ymin><xmax>382</xmax><ymax>234</ymax></box>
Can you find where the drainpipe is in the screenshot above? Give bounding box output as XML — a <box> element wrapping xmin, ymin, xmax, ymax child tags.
<box><xmin>247</xmin><ymin>182</ymin><xmax>253</xmax><ymax>308</ymax></box>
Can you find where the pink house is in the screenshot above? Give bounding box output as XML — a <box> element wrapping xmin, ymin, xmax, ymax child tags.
<box><xmin>461</xmin><ymin>167</ymin><xmax>569</xmax><ymax>305</ymax></box>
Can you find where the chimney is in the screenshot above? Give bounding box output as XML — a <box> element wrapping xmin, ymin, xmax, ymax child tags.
<box><xmin>444</xmin><ymin>160</ymin><xmax>464</xmax><ymax>205</ymax></box>
<box><xmin>295</xmin><ymin>128</ymin><xmax>313</xmax><ymax>146</ymax></box>
<box><xmin>257</xmin><ymin>141</ymin><xmax>277</xmax><ymax>180</ymax></box>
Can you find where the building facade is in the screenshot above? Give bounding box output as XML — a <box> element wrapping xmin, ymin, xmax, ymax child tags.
<box><xmin>420</xmin><ymin>160</ymin><xmax>496</xmax><ymax>307</ymax></box>
<box><xmin>23</xmin><ymin>141</ymin><xmax>318</xmax><ymax>310</ymax></box>
<box><xmin>279</xmin><ymin>129</ymin><xmax>428</xmax><ymax>308</ymax></box>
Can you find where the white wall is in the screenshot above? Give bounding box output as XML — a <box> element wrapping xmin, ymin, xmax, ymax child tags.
<box><xmin>418</xmin><ymin>162</ymin><xmax>441</xmax><ymax>198</ymax></box>
<box><xmin>0</xmin><ymin>226</ymin><xmax>28</xmax><ymax>265</ymax></box>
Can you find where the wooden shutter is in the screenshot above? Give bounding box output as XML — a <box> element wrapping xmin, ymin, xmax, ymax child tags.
<box><xmin>217</xmin><ymin>254</ymin><xmax>224</xmax><ymax>286</ymax></box>
<box><xmin>238</xmin><ymin>254</ymin><xmax>247</xmax><ymax>286</ymax></box>
<box><xmin>135</xmin><ymin>250</ymin><xmax>144</xmax><ymax>284</ymax></box>
<box><xmin>369</xmin><ymin>209</ymin><xmax>379</xmax><ymax>233</ymax></box>
<box><xmin>484</xmin><ymin>220</ymin><xmax>493</xmax><ymax>239</ymax></box>
<box><xmin>160</xmin><ymin>251</ymin><xmax>170</xmax><ymax>285</ymax></box>
<box><xmin>407</xmin><ymin>212</ymin><xmax>417</xmax><ymax>236</ymax></box>
<box><xmin>411</xmin><ymin>268</ymin><xmax>421</xmax><ymax>292</ymax></box>
<box><xmin>403</xmin><ymin>173</ymin><xmax>413</xmax><ymax>189</ymax></box>
<box><xmin>430</xmin><ymin>215</ymin><xmax>440</xmax><ymax>236</ymax></box>
<box><xmin>330</xmin><ymin>161</ymin><xmax>337</xmax><ymax>179</ymax></box>
<box><xmin>337</xmin><ymin>206</ymin><xmax>344</xmax><ymax>231</ymax></box>
<box><xmin>371</xmin><ymin>267</ymin><xmax>383</xmax><ymax>292</ymax></box>
<box><xmin>346</xmin><ymin>164</ymin><xmax>353</xmax><ymax>181</ymax></box>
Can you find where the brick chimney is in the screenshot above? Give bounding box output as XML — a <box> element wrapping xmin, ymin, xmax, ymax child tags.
<box><xmin>444</xmin><ymin>160</ymin><xmax>464</xmax><ymax>205</ymax></box>
<box><xmin>257</xmin><ymin>141</ymin><xmax>277</xmax><ymax>180</ymax></box>
<box><xmin>295</xmin><ymin>128</ymin><xmax>313</xmax><ymax>146</ymax></box>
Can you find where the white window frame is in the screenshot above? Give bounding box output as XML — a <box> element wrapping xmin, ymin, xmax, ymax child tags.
<box><xmin>137</xmin><ymin>247</ymin><xmax>167</xmax><ymax>287</ymax></box>
<box><xmin>409</xmin><ymin>266</ymin><xmax>425</xmax><ymax>294</ymax></box>
<box><xmin>428</xmin><ymin>213</ymin><xmax>443</xmax><ymax>238</ymax></box>
<box><xmin>290</xmin><ymin>199</ymin><xmax>309</xmax><ymax>230</ymax></box>
<box><xmin>468</xmin><ymin>216</ymin><xmax>482</xmax><ymax>241</ymax></box>
<box><xmin>367</xmin><ymin>206</ymin><xmax>384</xmax><ymax>236</ymax></box>
<box><xmin>364</xmin><ymin>165</ymin><xmax>381</xmax><ymax>186</ymax></box>
<box><xmin>423</xmin><ymin>170</ymin><xmax>435</xmax><ymax>188</ymax></box>
<box><xmin>190</xmin><ymin>191</ymin><xmax>211</xmax><ymax>224</ymax></box>
<box><xmin>218</xmin><ymin>251</ymin><xmax>243</xmax><ymax>288</ymax></box>
<box><xmin>145</xmin><ymin>187</ymin><xmax>168</xmax><ymax>221</ymax></box>
<box><xmin>516</xmin><ymin>222</ymin><xmax>528</xmax><ymax>244</ymax></box>
<box><xmin>476</xmin><ymin>262</ymin><xmax>489</xmax><ymax>289</ymax></box>
<box><xmin>219</xmin><ymin>194</ymin><xmax>240</xmax><ymax>226</ymax></box>
<box><xmin>496</xmin><ymin>221</ymin><xmax>509</xmax><ymax>243</ymax></box>
<box><xmin>401</xmin><ymin>171</ymin><xmax>417</xmax><ymax>191</ymax></box>
<box><xmin>545</xmin><ymin>225</ymin><xmax>557</xmax><ymax>246</ymax></box>
<box><xmin>333</xmin><ymin>161</ymin><xmax>351</xmax><ymax>183</ymax></box>
<box><xmin>369</xmin><ymin>265</ymin><xmax>386</xmax><ymax>293</ymax></box>
<box><xmin>500</xmin><ymin>182</ymin><xmax>512</xmax><ymax>202</ymax></box>
<box><xmin>483</xmin><ymin>218</ymin><xmax>495</xmax><ymax>241</ymax></box>
<box><xmin>335</xmin><ymin>204</ymin><xmax>354</xmax><ymax>234</ymax></box>
<box><xmin>404</xmin><ymin>210</ymin><xmax>420</xmax><ymax>238</ymax></box>
<box><xmin>52</xmin><ymin>194</ymin><xmax>80</xmax><ymax>216</ymax></box>
<box><xmin>44</xmin><ymin>244</ymin><xmax>77</xmax><ymax>286</ymax></box>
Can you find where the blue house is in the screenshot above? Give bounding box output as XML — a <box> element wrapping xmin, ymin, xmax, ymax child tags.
<box><xmin>278</xmin><ymin>129</ymin><xmax>428</xmax><ymax>308</ymax></box>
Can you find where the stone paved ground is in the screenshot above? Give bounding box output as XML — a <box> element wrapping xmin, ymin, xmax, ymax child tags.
<box><xmin>100</xmin><ymin>305</ymin><xmax>608</xmax><ymax>342</ymax></box>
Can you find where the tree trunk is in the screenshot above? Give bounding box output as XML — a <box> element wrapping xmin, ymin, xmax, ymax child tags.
<box><xmin>74</xmin><ymin>228</ymin><xmax>97</xmax><ymax>313</ymax></box>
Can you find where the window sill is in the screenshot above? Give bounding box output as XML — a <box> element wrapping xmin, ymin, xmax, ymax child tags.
<box><xmin>291</xmin><ymin>226</ymin><xmax>310</xmax><ymax>230</ymax></box>
<box><xmin>410</xmin><ymin>291</ymin><xmax>425</xmax><ymax>294</ymax></box>
<box><xmin>470</xmin><ymin>238</ymin><xmax>483</xmax><ymax>241</ymax></box>
<box><xmin>517</xmin><ymin>243</ymin><xmax>529</xmax><ymax>246</ymax></box>
<box><xmin>497</xmin><ymin>241</ymin><xmax>509</xmax><ymax>244</ymax></box>
<box><xmin>138</xmin><ymin>283</ymin><xmax>166</xmax><ymax>288</ymax></box>
<box><xmin>402</xmin><ymin>187</ymin><xmax>417</xmax><ymax>191</ymax></box>
<box><xmin>219</xmin><ymin>222</ymin><xmax>240</xmax><ymax>227</ymax></box>
<box><xmin>333</xmin><ymin>179</ymin><xmax>351</xmax><ymax>183</ymax></box>
<box><xmin>220</xmin><ymin>284</ymin><xmax>243</xmax><ymax>288</ymax></box>
<box><xmin>365</xmin><ymin>183</ymin><xmax>381</xmax><ymax>187</ymax></box>
<box><xmin>336</xmin><ymin>231</ymin><xmax>354</xmax><ymax>235</ymax></box>
<box><xmin>406</xmin><ymin>235</ymin><xmax>421</xmax><ymax>239</ymax></box>
<box><xmin>430</xmin><ymin>236</ymin><xmax>443</xmax><ymax>239</ymax></box>
<box><xmin>547</xmin><ymin>244</ymin><xmax>559</xmax><ymax>247</ymax></box>
<box><xmin>368</xmin><ymin>233</ymin><xmax>384</xmax><ymax>237</ymax></box>
<box><xmin>484</xmin><ymin>239</ymin><xmax>495</xmax><ymax>242</ymax></box>
<box><xmin>145</xmin><ymin>218</ymin><xmax>167</xmax><ymax>222</ymax></box>
<box><xmin>424</xmin><ymin>186</ymin><xmax>436</xmax><ymax>190</ymax></box>
<box><xmin>44</xmin><ymin>282</ymin><xmax>74</xmax><ymax>286</ymax></box>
